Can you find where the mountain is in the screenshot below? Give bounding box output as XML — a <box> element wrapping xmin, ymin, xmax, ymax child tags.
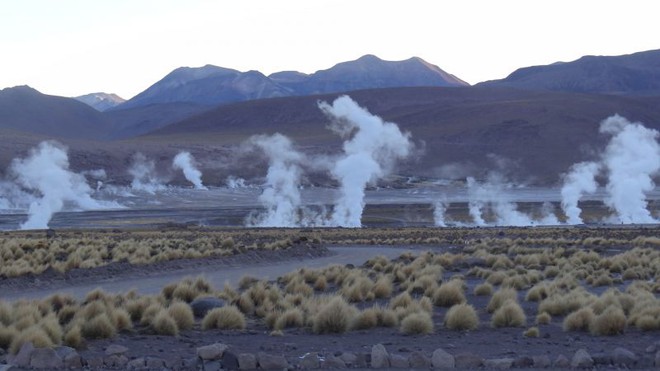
<box><xmin>116</xmin><ymin>55</ymin><xmax>467</xmax><ymax>110</ymax></box>
<box><xmin>103</xmin><ymin>102</ymin><xmax>210</xmax><ymax>139</ymax></box>
<box><xmin>145</xmin><ymin>86</ymin><xmax>660</xmax><ymax>184</ymax></box>
<box><xmin>0</xmin><ymin>86</ymin><xmax>111</xmax><ymax>140</ymax></box>
<box><xmin>115</xmin><ymin>65</ymin><xmax>292</xmax><ymax>110</ymax></box>
<box><xmin>479</xmin><ymin>49</ymin><xmax>660</xmax><ymax>95</ymax></box>
<box><xmin>75</xmin><ymin>92</ymin><xmax>125</xmax><ymax>111</ymax></box>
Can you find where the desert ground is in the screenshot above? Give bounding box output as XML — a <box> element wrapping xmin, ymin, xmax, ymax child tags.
<box><xmin>1</xmin><ymin>225</ymin><xmax>659</xmax><ymax>370</ymax></box>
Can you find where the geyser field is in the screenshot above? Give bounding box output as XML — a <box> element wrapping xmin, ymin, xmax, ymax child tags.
<box><xmin>0</xmin><ymin>96</ymin><xmax>659</xmax><ymax>369</ymax></box>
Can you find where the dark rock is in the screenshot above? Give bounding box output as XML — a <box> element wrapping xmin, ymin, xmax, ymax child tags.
<box><xmin>190</xmin><ymin>296</ymin><xmax>225</xmax><ymax>317</ymax></box>
<box><xmin>203</xmin><ymin>360</ymin><xmax>222</xmax><ymax>371</ymax></box>
<box><xmin>338</xmin><ymin>352</ymin><xmax>357</xmax><ymax>366</ymax></box>
<box><xmin>322</xmin><ymin>355</ymin><xmax>346</xmax><ymax>368</ymax></box>
<box><xmin>389</xmin><ymin>354</ymin><xmax>409</xmax><ymax>368</ymax></box>
<box><xmin>10</xmin><ymin>341</ymin><xmax>34</xmax><ymax>367</ymax></box>
<box><xmin>655</xmin><ymin>351</ymin><xmax>660</xmax><ymax>367</ymax></box>
<box><xmin>30</xmin><ymin>348</ymin><xmax>63</xmax><ymax>369</ymax></box>
<box><xmin>257</xmin><ymin>352</ymin><xmax>288</xmax><ymax>370</ymax></box>
<box><xmin>431</xmin><ymin>348</ymin><xmax>455</xmax><ymax>369</ymax></box>
<box><xmin>105</xmin><ymin>354</ymin><xmax>129</xmax><ymax>368</ymax></box>
<box><xmin>454</xmin><ymin>352</ymin><xmax>483</xmax><ymax>368</ymax></box>
<box><xmin>532</xmin><ymin>354</ymin><xmax>551</xmax><ymax>368</ymax></box>
<box><xmin>591</xmin><ymin>352</ymin><xmax>612</xmax><ymax>365</ymax></box>
<box><xmin>513</xmin><ymin>356</ymin><xmax>533</xmax><ymax>368</ymax></box>
<box><xmin>299</xmin><ymin>353</ymin><xmax>320</xmax><ymax>369</ymax></box>
<box><xmin>553</xmin><ymin>354</ymin><xmax>569</xmax><ymax>368</ymax></box>
<box><xmin>105</xmin><ymin>344</ymin><xmax>129</xmax><ymax>356</ymax></box>
<box><xmin>355</xmin><ymin>353</ymin><xmax>370</xmax><ymax>368</ymax></box>
<box><xmin>613</xmin><ymin>347</ymin><xmax>638</xmax><ymax>366</ymax></box>
<box><xmin>127</xmin><ymin>357</ymin><xmax>145</xmax><ymax>370</ymax></box>
<box><xmin>145</xmin><ymin>356</ymin><xmax>166</xmax><ymax>369</ymax></box>
<box><xmin>85</xmin><ymin>356</ymin><xmax>104</xmax><ymax>368</ymax></box>
<box><xmin>484</xmin><ymin>358</ymin><xmax>514</xmax><ymax>370</ymax></box>
<box><xmin>222</xmin><ymin>350</ymin><xmax>240</xmax><ymax>370</ymax></box>
<box><xmin>409</xmin><ymin>351</ymin><xmax>431</xmax><ymax>368</ymax></box>
<box><xmin>197</xmin><ymin>343</ymin><xmax>228</xmax><ymax>360</ymax></box>
<box><xmin>238</xmin><ymin>353</ymin><xmax>257</xmax><ymax>370</ymax></box>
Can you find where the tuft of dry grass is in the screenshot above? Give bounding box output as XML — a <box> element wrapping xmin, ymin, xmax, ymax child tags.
<box><xmin>400</xmin><ymin>312</ymin><xmax>434</xmax><ymax>335</ymax></box>
<box><xmin>491</xmin><ymin>300</ymin><xmax>526</xmax><ymax>328</ymax></box>
<box><xmin>536</xmin><ymin>312</ymin><xmax>551</xmax><ymax>325</ymax></box>
<box><xmin>167</xmin><ymin>302</ymin><xmax>194</xmax><ymax>331</ymax></box>
<box><xmin>274</xmin><ymin>308</ymin><xmax>304</xmax><ymax>330</ymax></box>
<box><xmin>524</xmin><ymin>327</ymin><xmax>540</xmax><ymax>337</ymax></box>
<box><xmin>444</xmin><ymin>303</ymin><xmax>479</xmax><ymax>331</ymax></box>
<box><xmin>0</xmin><ymin>326</ymin><xmax>18</xmax><ymax>349</ymax></box>
<box><xmin>487</xmin><ymin>288</ymin><xmax>518</xmax><ymax>313</ymax></box>
<box><xmin>81</xmin><ymin>313</ymin><xmax>116</xmax><ymax>340</ymax></box>
<box><xmin>312</xmin><ymin>296</ymin><xmax>357</xmax><ymax>334</ymax></box>
<box><xmin>563</xmin><ymin>307</ymin><xmax>595</xmax><ymax>332</ymax></box>
<box><xmin>153</xmin><ymin>310</ymin><xmax>179</xmax><ymax>336</ymax></box>
<box><xmin>202</xmin><ymin>306</ymin><xmax>246</xmax><ymax>330</ymax></box>
<box><xmin>9</xmin><ymin>325</ymin><xmax>54</xmax><ymax>354</ymax></box>
<box><xmin>590</xmin><ymin>307</ymin><xmax>626</xmax><ymax>336</ymax></box>
<box><xmin>473</xmin><ymin>282</ymin><xmax>493</xmax><ymax>296</ymax></box>
<box><xmin>432</xmin><ymin>280</ymin><xmax>466</xmax><ymax>307</ymax></box>
<box><xmin>64</xmin><ymin>324</ymin><xmax>82</xmax><ymax>348</ymax></box>
<box><xmin>373</xmin><ymin>276</ymin><xmax>393</xmax><ymax>298</ymax></box>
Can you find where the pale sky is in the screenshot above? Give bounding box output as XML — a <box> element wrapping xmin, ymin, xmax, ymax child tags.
<box><xmin>1</xmin><ymin>0</ymin><xmax>658</xmax><ymax>99</ymax></box>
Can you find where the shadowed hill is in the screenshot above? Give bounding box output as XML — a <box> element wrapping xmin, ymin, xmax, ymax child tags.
<box><xmin>479</xmin><ymin>49</ymin><xmax>660</xmax><ymax>95</ymax></box>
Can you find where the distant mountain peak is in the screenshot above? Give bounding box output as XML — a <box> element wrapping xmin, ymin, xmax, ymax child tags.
<box><xmin>75</xmin><ymin>92</ymin><xmax>125</xmax><ymax>112</ymax></box>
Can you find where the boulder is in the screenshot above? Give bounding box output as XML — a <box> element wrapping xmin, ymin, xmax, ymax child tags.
<box><xmin>190</xmin><ymin>296</ymin><xmax>225</xmax><ymax>317</ymax></box>
<box><xmin>532</xmin><ymin>354</ymin><xmax>551</xmax><ymax>368</ymax></box>
<box><xmin>105</xmin><ymin>344</ymin><xmax>129</xmax><ymax>356</ymax></box>
<box><xmin>389</xmin><ymin>354</ymin><xmax>409</xmax><ymax>368</ymax></box>
<box><xmin>322</xmin><ymin>355</ymin><xmax>346</xmax><ymax>368</ymax></box>
<box><xmin>145</xmin><ymin>356</ymin><xmax>166</xmax><ymax>369</ymax></box>
<box><xmin>29</xmin><ymin>348</ymin><xmax>63</xmax><ymax>369</ymax></box>
<box><xmin>571</xmin><ymin>349</ymin><xmax>593</xmax><ymax>368</ymax></box>
<box><xmin>222</xmin><ymin>350</ymin><xmax>240</xmax><ymax>370</ymax></box>
<box><xmin>371</xmin><ymin>344</ymin><xmax>390</xmax><ymax>368</ymax></box>
<box><xmin>10</xmin><ymin>341</ymin><xmax>34</xmax><ymax>367</ymax></box>
<box><xmin>238</xmin><ymin>353</ymin><xmax>257</xmax><ymax>370</ymax></box>
<box><xmin>338</xmin><ymin>352</ymin><xmax>357</xmax><ymax>366</ymax></box>
<box><xmin>553</xmin><ymin>354</ymin><xmax>569</xmax><ymax>368</ymax></box>
<box><xmin>484</xmin><ymin>358</ymin><xmax>514</xmax><ymax>370</ymax></box>
<box><xmin>409</xmin><ymin>351</ymin><xmax>431</xmax><ymax>368</ymax></box>
<box><xmin>299</xmin><ymin>353</ymin><xmax>320</xmax><ymax>369</ymax></box>
<box><xmin>454</xmin><ymin>352</ymin><xmax>483</xmax><ymax>368</ymax></box>
<box><xmin>104</xmin><ymin>354</ymin><xmax>129</xmax><ymax>368</ymax></box>
<box><xmin>203</xmin><ymin>360</ymin><xmax>222</xmax><ymax>371</ymax></box>
<box><xmin>55</xmin><ymin>346</ymin><xmax>81</xmax><ymax>369</ymax></box>
<box><xmin>197</xmin><ymin>343</ymin><xmax>228</xmax><ymax>361</ymax></box>
<box><xmin>257</xmin><ymin>352</ymin><xmax>288</xmax><ymax>370</ymax></box>
<box><xmin>127</xmin><ymin>357</ymin><xmax>145</xmax><ymax>370</ymax></box>
<box><xmin>431</xmin><ymin>348</ymin><xmax>455</xmax><ymax>369</ymax></box>
<box><xmin>655</xmin><ymin>351</ymin><xmax>660</xmax><ymax>368</ymax></box>
<box><xmin>613</xmin><ymin>347</ymin><xmax>638</xmax><ymax>366</ymax></box>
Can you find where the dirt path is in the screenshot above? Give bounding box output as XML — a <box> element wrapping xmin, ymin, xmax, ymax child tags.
<box><xmin>2</xmin><ymin>246</ymin><xmax>415</xmax><ymax>301</ymax></box>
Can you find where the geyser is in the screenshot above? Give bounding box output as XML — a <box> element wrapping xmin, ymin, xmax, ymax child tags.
<box><xmin>560</xmin><ymin>161</ymin><xmax>600</xmax><ymax>224</ymax></box>
<box><xmin>128</xmin><ymin>153</ymin><xmax>166</xmax><ymax>193</ymax></box>
<box><xmin>172</xmin><ymin>151</ymin><xmax>207</xmax><ymax>190</ymax></box>
<box><xmin>9</xmin><ymin>141</ymin><xmax>107</xmax><ymax>230</ymax></box>
<box><xmin>319</xmin><ymin>95</ymin><xmax>413</xmax><ymax>227</ymax></box>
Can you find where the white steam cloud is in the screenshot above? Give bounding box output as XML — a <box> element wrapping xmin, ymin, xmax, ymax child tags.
<box><xmin>560</xmin><ymin>162</ymin><xmax>600</xmax><ymax>224</ymax></box>
<box><xmin>172</xmin><ymin>151</ymin><xmax>207</xmax><ymax>190</ymax></box>
<box><xmin>319</xmin><ymin>95</ymin><xmax>413</xmax><ymax>227</ymax></box>
<box><xmin>600</xmin><ymin>115</ymin><xmax>659</xmax><ymax>223</ymax></box>
<box><xmin>433</xmin><ymin>199</ymin><xmax>448</xmax><ymax>227</ymax></box>
<box><xmin>128</xmin><ymin>153</ymin><xmax>166</xmax><ymax>194</ymax></box>
<box><xmin>248</xmin><ymin>134</ymin><xmax>304</xmax><ymax>227</ymax></box>
<box><xmin>8</xmin><ymin>141</ymin><xmax>109</xmax><ymax>230</ymax></box>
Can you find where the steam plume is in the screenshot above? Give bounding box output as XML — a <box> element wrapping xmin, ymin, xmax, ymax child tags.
<box><xmin>9</xmin><ymin>141</ymin><xmax>106</xmax><ymax>229</ymax></box>
<box><xmin>433</xmin><ymin>199</ymin><xmax>448</xmax><ymax>227</ymax></box>
<box><xmin>128</xmin><ymin>153</ymin><xmax>166</xmax><ymax>194</ymax></box>
<box><xmin>172</xmin><ymin>151</ymin><xmax>207</xmax><ymax>190</ymax></box>
<box><xmin>600</xmin><ymin>115</ymin><xmax>659</xmax><ymax>223</ymax></box>
<box><xmin>319</xmin><ymin>96</ymin><xmax>413</xmax><ymax>227</ymax></box>
<box><xmin>560</xmin><ymin>161</ymin><xmax>600</xmax><ymax>224</ymax></box>
<box><xmin>249</xmin><ymin>134</ymin><xmax>304</xmax><ymax>227</ymax></box>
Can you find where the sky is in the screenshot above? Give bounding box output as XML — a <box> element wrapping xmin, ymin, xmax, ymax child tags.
<box><xmin>1</xmin><ymin>0</ymin><xmax>658</xmax><ymax>99</ymax></box>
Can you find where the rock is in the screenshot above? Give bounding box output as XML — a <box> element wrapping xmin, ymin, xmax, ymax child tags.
<box><xmin>127</xmin><ymin>357</ymin><xmax>145</xmax><ymax>370</ymax></box>
<box><xmin>10</xmin><ymin>341</ymin><xmax>34</xmax><ymax>367</ymax></box>
<box><xmin>322</xmin><ymin>355</ymin><xmax>346</xmax><ymax>368</ymax></box>
<box><xmin>299</xmin><ymin>353</ymin><xmax>320</xmax><ymax>369</ymax></box>
<box><xmin>431</xmin><ymin>348</ymin><xmax>455</xmax><ymax>369</ymax></box>
<box><xmin>145</xmin><ymin>356</ymin><xmax>166</xmax><ymax>369</ymax></box>
<box><xmin>30</xmin><ymin>348</ymin><xmax>63</xmax><ymax>369</ymax></box>
<box><xmin>355</xmin><ymin>353</ymin><xmax>370</xmax><ymax>368</ymax></box>
<box><xmin>571</xmin><ymin>349</ymin><xmax>593</xmax><ymax>368</ymax></box>
<box><xmin>409</xmin><ymin>351</ymin><xmax>431</xmax><ymax>368</ymax></box>
<box><xmin>105</xmin><ymin>344</ymin><xmax>129</xmax><ymax>356</ymax></box>
<box><xmin>257</xmin><ymin>352</ymin><xmax>288</xmax><ymax>370</ymax></box>
<box><xmin>203</xmin><ymin>360</ymin><xmax>222</xmax><ymax>371</ymax></box>
<box><xmin>55</xmin><ymin>346</ymin><xmax>81</xmax><ymax>369</ymax></box>
<box><xmin>454</xmin><ymin>352</ymin><xmax>483</xmax><ymax>368</ymax></box>
<box><xmin>655</xmin><ymin>351</ymin><xmax>660</xmax><ymax>368</ymax></box>
<box><xmin>389</xmin><ymin>354</ymin><xmax>409</xmax><ymax>368</ymax></box>
<box><xmin>513</xmin><ymin>356</ymin><xmax>533</xmax><ymax>368</ymax></box>
<box><xmin>0</xmin><ymin>365</ymin><xmax>14</xmax><ymax>371</ymax></box>
<box><xmin>191</xmin><ymin>296</ymin><xmax>225</xmax><ymax>317</ymax></box>
<box><xmin>553</xmin><ymin>354</ymin><xmax>569</xmax><ymax>368</ymax></box>
<box><xmin>238</xmin><ymin>353</ymin><xmax>257</xmax><ymax>370</ymax></box>
<box><xmin>197</xmin><ymin>343</ymin><xmax>229</xmax><ymax>361</ymax></box>
<box><xmin>484</xmin><ymin>358</ymin><xmax>514</xmax><ymax>370</ymax></box>
<box><xmin>532</xmin><ymin>354</ymin><xmax>551</xmax><ymax>368</ymax></box>
<box><xmin>222</xmin><ymin>350</ymin><xmax>240</xmax><ymax>370</ymax></box>
<box><xmin>613</xmin><ymin>347</ymin><xmax>638</xmax><ymax>366</ymax></box>
<box><xmin>591</xmin><ymin>353</ymin><xmax>612</xmax><ymax>365</ymax></box>
<box><xmin>105</xmin><ymin>354</ymin><xmax>129</xmax><ymax>368</ymax></box>
<box><xmin>371</xmin><ymin>344</ymin><xmax>390</xmax><ymax>368</ymax></box>
<box><xmin>338</xmin><ymin>352</ymin><xmax>357</xmax><ymax>366</ymax></box>
<box><xmin>85</xmin><ymin>356</ymin><xmax>104</xmax><ymax>368</ymax></box>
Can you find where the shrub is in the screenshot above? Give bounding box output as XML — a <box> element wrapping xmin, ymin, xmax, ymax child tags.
<box><xmin>353</xmin><ymin>308</ymin><xmax>379</xmax><ymax>330</ymax></box>
<box><xmin>590</xmin><ymin>307</ymin><xmax>626</xmax><ymax>336</ymax></box>
<box><xmin>525</xmin><ymin>284</ymin><xmax>547</xmax><ymax>302</ymax></box>
<box><xmin>487</xmin><ymin>288</ymin><xmax>518</xmax><ymax>313</ymax></box>
<box><xmin>474</xmin><ymin>282</ymin><xmax>493</xmax><ymax>296</ymax></box>
<box><xmin>140</xmin><ymin>303</ymin><xmax>164</xmax><ymax>326</ymax></box>
<box><xmin>314</xmin><ymin>276</ymin><xmax>328</xmax><ymax>291</ymax></box>
<box><xmin>64</xmin><ymin>324</ymin><xmax>82</xmax><ymax>348</ymax></box>
<box><xmin>563</xmin><ymin>307</ymin><xmax>594</xmax><ymax>332</ymax></box>
<box><xmin>39</xmin><ymin>315</ymin><xmax>63</xmax><ymax>344</ymax></box>
<box><xmin>57</xmin><ymin>305</ymin><xmax>78</xmax><ymax>326</ymax></box>
<box><xmin>389</xmin><ymin>292</ymin><xmax>413</xmax><ymax>310</ymax></box>
<box><xmin>112</xmin><ymin>308</ymin><xmax>133</xmax><ymax>332</ymax></box>
<box><xmin>312</xmin><ymin>296</ymin><xmax>357</xmax><ymax>334</ymax></box>
<box><xmin>0</xmin><ymin>326</ymin><xmax>18</xmax><ymax>349</ymax></box>
<box><xmin>536</xmin><ymin>312</ymin><xmax>551</xmax><ymax>325</ymax></box>
<box><xmin>172</xmin><ymin>285</ymin><xmax>198</xmax><ymax>303</ymax></box>
<box><xmin>400</xmin><ymin>312</ymin><xmax>434</xmax><ymax>335</ymax></box>
<box><xmin>0</xmin><ymin>302</ymin><xmax>11</xmax><ymax>326</ymax></box>
<box><xmin>274</xmin><ymin>308</ymin><xmax>304</xmax><ymax>330</ymax></box>
<box><xmin>524</xmin><ymin>327</ymin><xmax>540</xmax><ymax>337</ymax></box>
<box><xmin>433</xmin><ymin>281</ymin><xmax>466</xmax><ymax>307</ymax></box>
<box><xmin>9</xmin><ymin>325</ymin><xmax>53</xmax><ymax>354</ymax></box>
<box><xmin>167</xmin><ymin>302</ymin><xmax>194</xmax><ymax>331</ymax></box>
<box><xmin>373</xmin><ymin>276</ymin><xmax>393</xmax><ymax>298</ymax></box>
<box><xmin>81</xmin><ymin>314</ymin><xmax>116</xmax><ymax>339</ymax></box>
<box><xmin>202</xmin><ymin>306</ymin><xmax>246</xmax><ymax>330</ymax></box>
<box><xmin>153</xmin><ymin>310</ymin><xmax>179</xmax><ymax>336</ymax></box>
<box><xmin>444</xmin><ymin>303</ymin><xmax>479</xmax><ymax>331</ymax></box>
<box><xmin>491</xmin><ymin>300</ymin><xmax>526</xmax><ymax>328</ymax></box>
